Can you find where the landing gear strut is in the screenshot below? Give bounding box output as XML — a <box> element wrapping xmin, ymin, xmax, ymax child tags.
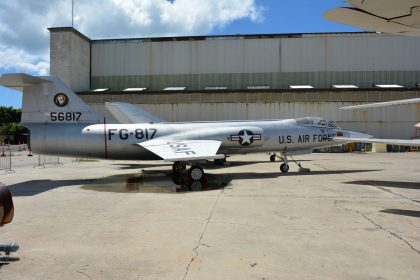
<box><xmin>172</xmin><ymin>161</ymin><xmax>187</xmax><ymax>173</ymax></box>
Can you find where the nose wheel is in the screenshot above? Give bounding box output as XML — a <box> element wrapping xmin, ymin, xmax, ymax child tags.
<box><xmin>280</xmin><ymin>163</ymin><xmax>289</xmax><ymax>173</ymax></box>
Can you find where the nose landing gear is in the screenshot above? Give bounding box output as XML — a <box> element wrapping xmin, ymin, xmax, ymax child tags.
<box><xmin>276</xmin><ymin>153</ymin><xmax>310</xmax><ymax>173</ymax></box>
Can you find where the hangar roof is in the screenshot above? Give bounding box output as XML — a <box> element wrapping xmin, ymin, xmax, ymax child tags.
<box><xmin>48</xmin><ymin>27</ymin><xmax>377</xmax><ymax>44</ymax></box>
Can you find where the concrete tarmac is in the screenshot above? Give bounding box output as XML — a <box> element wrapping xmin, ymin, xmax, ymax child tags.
<box><xmin>0</xmin><ymin>152</ymin><xmax>419</xmax><ymax>279</ymax></box>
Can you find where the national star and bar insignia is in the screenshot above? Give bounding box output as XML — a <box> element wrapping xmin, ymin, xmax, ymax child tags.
<box><xmin>230</xmin><ymin>129</ymin><xmax>262</xmax><ymax>146</ymax></box>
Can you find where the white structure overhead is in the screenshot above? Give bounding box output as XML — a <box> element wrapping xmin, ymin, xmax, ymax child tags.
<box><xmin>289</xmin><ymin>85</ymin><xmax>314</xmax><ymax>89</ymax></box>
<box><xmin>163</xmin><ymin>87</ymin><xmax>187</xmax><ymax>91</ymax></box>
<box><xmin>374</xmin><ymin>84</ymin><xmax>404</xmax><ymax>88</ymax></box>
<box><xmin>204</xmin><ymin>86</ymin><xmax>228</xmax><ymax>90</ymax></box>
<box><xmin>247</xmin><ymin>85</ymin><xmax>270</xmax><ymax>90</ymax></box>
<box><xmin>92</xmin><ymin>88</ymin><xmax>110</xmax><ymax>92</ymax></box>
<box><xmin>123</xmin><ymin>87</ymin><xmax>147</xmax><ymax>91</ymax></box>
<box><xmin>332</xmin><ymin>85</ymin><xmax>358</xmax><ymax>89</ymax></box>
<box><xmin>324</xmin><ymin>0</ymin><xmax>420</xmax><ymax>36</ymax></box>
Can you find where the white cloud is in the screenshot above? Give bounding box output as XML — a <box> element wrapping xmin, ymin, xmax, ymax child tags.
<box><xmin>0</xmin><ymin>46</ymin><xmax>49</xmax><ymax>75</ymax></box>
<box><xmin>0</xmin><ymin>0</ymin><xmax>265</xmax><ymax>76</ymax></box>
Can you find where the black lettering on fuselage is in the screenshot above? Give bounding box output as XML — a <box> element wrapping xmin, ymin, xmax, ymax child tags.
<box><xmin>107</xmin><ymin>128</ymin><xmax>157</xmax><ymax>140</ymax></box>
<box><xmin>108</xmin><ymin>129</ymin><xmax>117</xmax><ymax>140</ymax></box>
<box><xmin>298</xmin><ymin>135</ymin><xmax>310</xmax><ymax>143</ymax></box>
<box><xmin>279</xmin><ymin>136</ymin><xmax>285</xmax><ymax>144</ymax></box>
<box><xmin>119</xmin><ymin>129</ymin><xmax>129</xmax><ymax>140</ymax></box>
<box><xmin>311</xmin><ymin>133</ymin><xmax>334</xmax><ymax>143</ymax></box>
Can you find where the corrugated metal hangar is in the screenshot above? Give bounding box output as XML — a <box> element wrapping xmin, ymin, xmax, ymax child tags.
<box><xmin>48</xmin><ymin>27</ymin><xmax>420</xmax><ymax>138</ymax></box>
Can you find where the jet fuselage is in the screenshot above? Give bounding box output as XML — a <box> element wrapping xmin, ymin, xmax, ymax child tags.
<box><xmin>26</xmin><ymin>118</ymin><xmax>356</xmax><ymax>160</ymax></box>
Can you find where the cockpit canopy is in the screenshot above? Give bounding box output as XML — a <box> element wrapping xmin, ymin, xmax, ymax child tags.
<box><xmin>295</xmin><ymin>117</ymin><xmax>340</xmax><ymax>128</ymax></box>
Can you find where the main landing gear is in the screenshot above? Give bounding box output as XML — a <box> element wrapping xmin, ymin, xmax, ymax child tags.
<box><xmin>172</xmin><ymin>161</ymin><xmax>205</xmax><ymax>181</ymax></box>
<box><xmin>172</xmin><ymin>161</ymin><xmax>206</xmax><ymax>191</ymax></box>
<box><xmin>269</xmin><ymin>154</ymin><xmax>276</xmax><ymax>162</ymax></box>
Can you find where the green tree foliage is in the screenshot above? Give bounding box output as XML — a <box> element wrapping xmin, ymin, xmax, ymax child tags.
<box><xmin>0</xmin><ymin>106</ymin><xmax>28</xmax><ymax>135</ymax></box>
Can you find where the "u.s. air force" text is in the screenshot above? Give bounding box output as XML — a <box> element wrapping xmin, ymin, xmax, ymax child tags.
<box><xmin>279</xmin><ymin>133</ymin><xmax>334</xmax><ymax>144</ymax></box>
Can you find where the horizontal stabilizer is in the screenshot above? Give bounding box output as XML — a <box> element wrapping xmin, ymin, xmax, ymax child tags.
<box><xmin>138</xmin><ymin>139</ymin><xmax>224</xmax><ymax>162</ymax></box>
<box><xmin>0</xmin><ymin>73</ymin><xmax>51</xmax><ymax>89</ymax></box>
<box><xmin>105</xmin><ymin>102</ymin><xmax>164</xmax><ymax>124</ymax></box>
<box><xmin>334</xmin><ymin>137</ymin><xmax>420</xmax><ymax>147</ymax></box>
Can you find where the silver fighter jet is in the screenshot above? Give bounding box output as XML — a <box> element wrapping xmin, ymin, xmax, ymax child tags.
<box><xmin>1</xmin><ymin>73</ymin><xmax>420</xmax><ymax>181</ymax></box>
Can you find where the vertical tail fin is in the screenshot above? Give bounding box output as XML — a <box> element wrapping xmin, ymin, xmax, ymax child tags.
<box><xmin>0</xmin><ymin>73</ymin><xmax>101</xmax><ymax>124</ymax></box>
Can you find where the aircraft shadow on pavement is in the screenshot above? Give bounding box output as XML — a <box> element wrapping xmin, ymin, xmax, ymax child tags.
<box><xmin>81</xmin><ymin>168</ymin><xmax>380</xmax><ymax>194</ymax></box>
<box><xmin>0</xmin><ymin>257</ymin><xmax>20</xmax><ymax>268</ymax></box>
<box><xmin>380</xmin><ymin>209</ymin><xmax>420</xmax><ymax>218</ymax></box>
<box><xmin>204</xmin><ymin>160</ymin><xmax>312</xmax><ymax>170</ymax></box>
<box><xmin>228</xmin><ymin>169</ymin><xmax>381</xmax><ymax>180</ymax></box>
<box><xmin>7</xmin><ymin>179</ymin><xmax>97</xmax><ymax>197</ymax></box>
<box><xmin>81</xmin><ymin>171</ymin><xmax>232</xmax><ymax>193</ymax></box>
<box><xmin>345</xmin><ymin>180</ymin><xmax>420</xmax><ymax>190</ymax></box>
<box><xmin>6</xmin><ymin>169</ymin><xmax>380</xmax><ymax>196</ymax></box>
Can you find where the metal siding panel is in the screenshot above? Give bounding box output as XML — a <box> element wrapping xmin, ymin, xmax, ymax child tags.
<box><xmin>280</xmin><ymin>37</ymin><xmax>330</xmax><ymax>72</ymax></box>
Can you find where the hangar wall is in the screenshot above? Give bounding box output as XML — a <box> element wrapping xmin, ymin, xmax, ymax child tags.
<box><xmin>90</xmin><ymin>33</ymin><xmax>420</xmax><ymax>90</ymax></box>
<box><xmin>49</xmin><ymin>28</ymin><xmax>420</xmax><ymax>91</ymax></box>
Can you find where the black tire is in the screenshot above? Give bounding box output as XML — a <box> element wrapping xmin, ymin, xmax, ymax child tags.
<box><xmin>189</xmin><ymin>166</ymin><xmax>204</xmax><ymax>181</ymax></box>
<box><xmin>270</xmin><ymin>154</ymin><xmax>276</xmax><ymax>162</ymax></box>
<box><xmin>280</xmin><ymin>163</ymin><xmax>289</xmax><ymax>173</ymax></box>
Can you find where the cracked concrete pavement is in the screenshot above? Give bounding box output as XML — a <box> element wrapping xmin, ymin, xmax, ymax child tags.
<box><xmin>0</xmin><ymin>151</ymin><xmax>419</xmax><ymax>279</ymax></box>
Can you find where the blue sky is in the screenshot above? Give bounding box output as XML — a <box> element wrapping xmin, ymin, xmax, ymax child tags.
<box><xmin>212</xmin><ymin>0</ymin><xmax>358</xmax><ymax>35</ymax></box>
<box><xmin>0</xmin><ymin>0</ymin><xmax>359</xmax><ymax>109</ymax></box>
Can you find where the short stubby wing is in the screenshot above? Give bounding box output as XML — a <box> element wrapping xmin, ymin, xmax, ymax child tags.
<box><xmin>137</xmin><ymin>139</ymin><xmax>224</xmax><ymax>162</ymax></box>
